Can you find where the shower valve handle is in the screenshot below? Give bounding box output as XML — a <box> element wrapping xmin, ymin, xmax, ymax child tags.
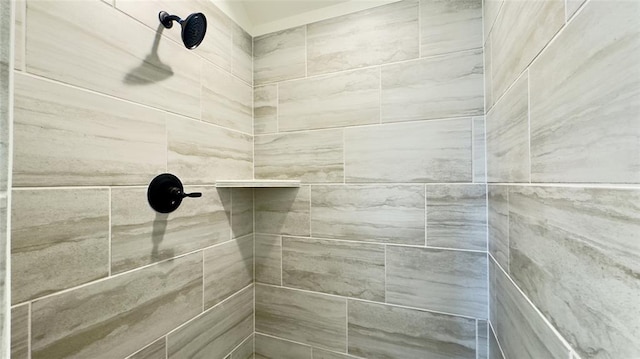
<box><xmin>169</xmin><ymin>187</ymin><xmax>202</xmax><ymax>198</ymax></box>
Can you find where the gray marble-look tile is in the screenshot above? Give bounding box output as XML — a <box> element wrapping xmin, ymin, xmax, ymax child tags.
<box><xmin>490</xmin><ymin>0</ymin><xmax>564</xmax><ymax>101</ymax></box>
<box><xmin>348</xmin><ymin>300</ymin><xmax>476</xmax><ymax>359</ymax></box>
<box><xmin>32</xmin><ymin>253</ymin><xmax>203</xmax><ymax>359</ymax></box>
<box><xmin>508</xmin><ymin>186</ymin><xmax>640</xmax><ymax>359</ymax></box>
<box><xmin>111</xmin><ymin>187</ymin><xmax>231</xmax><ymax>274</ymax></box>
<box><xmin>566</xmin><ymin>0</ymin><xmax>587</xmax><ymax>20</ymax></box>
<box><xmin>345</xmin><ymin>119</ymin><xmax>472</xmax><ymax>182</ymax></box>
<box><xmin>14</xmin><ymin>0</ymin><xmax>24</xmax><ymax>70</ymax></box>
<box><xmin>168</xmin><ymin>285</ymin><xmax>253</xmax><ymax>359</ymax></box>
<box><xmin>484</xmin><ymin>37</ymin><xmax>493</xmax><ymax>110</ymax></box>
<box><xmin>202</xmin><ymin>61</ymin><xmax>253</xmax><ymax>134</ymax></box>
<box><xmin>420</xmin><ymin>0</ymin><xmax>482</xmax><ymax>57</ymax></box>
<box><xmin>282</xmin><ymin>236</ymin><xmax>385</xmax><ymax>301</ymax></box>
<box><xmin>232</xmin><ymin>188</ymin><xmax>254</xmax><ymax>238</ymax></box>
<box><xmin>486</xmin><ymin>71</ymin><xmax>529</xmax><ymax>183</ymax></box>
<box><xmin>278</xmin><ymin>68</ymin><xmax>380</xmax><ymax>131</ymax></box>
<box><xmin>473</xmin><ymin>116</ymin><xmax>486</xmax><ymax>182</ymax></box>
<box><xmin>204</xmin><ymin>235</ymin><xmax>254</xmax><ymax>309</ymax></box>
<box><xmin>255</xmin><ymin>234</ymin><xmax>282</xmax><ymax>285</ymax></box>
<box><xmin>127</xmin><ymin>338</ymin><xmax>166</xmax><ymax>359</ymax></box>
<box><xmin>307</xmin><ymin>0</ymin><xmax>419</xmax><ymax>75</ymax></box>
<box><xmin>311</xmin><ymin>185</ymin><xmax>425</xmax><ymax>245</ymax></box>
<box><xmin>489</xmin><ymin>325</ymin><xmax>504</xmax><ymax>359</ymax></box>
<box><xmin>312</xmin><ymin>348</ymin><xmax>359</xmax><ymax>359</ymax></box>
<box><xmin>387</xmin><ymin>246</ymin><xmax>487</xmax><ymax>319</ymax></box>
<box><xmin>255</xmin><ymin>130</ymin><xmax>344</xmax><ymax>183</ymax></box>
<box><xmin>488</xmin><ymin>185</ymin><xmax>508</xmax><ymax>271</ymax></box>
<box><xmin>483</xmin><ymin>0</ymin><xmax>503</xmax><ymax>42</ymax></box>
<box><xmin>255</xmin><ymin>334</ymin><xmax>312</xmax><ymax>359</ymax></box>
<box><xmin>232</xmin><ymin>24</ymin><xmax>253</xmax><ymax>85</ymax></box>
<box><xmin>27</xmin><ymin>0</ymin><xmax>201</xmax><ymax>118</ymax></box>
<box><xmin>381</xmin><ymin>49</ymin><xmax>484</xmax><ymax>123</ymax></box>
<box><xmin>426</xmin><ymin>184</ymin><xmax>487</xmax><ymax>251</ymax></box>
<box><xmin>167</xmin><ymin>117</ymin><xmax>253</xmax><ymax>184</ymax></box>
<box><xmin>254</xmin><ymin>26</ymin><xmax>306</xmax><ymax>85</ymax></box>
<box><xmin>12</xmin><ymin>189</ymin><xmax>109</xmax><ymax>304</ymax></box>
<box><xmin>13</xmin><ymin>73</ymin><xmax>167</xmax><ymax>187</ymax></box>
<box><xmin>115</xmin><ymin>0</ymin><xmax>234</xmax><ymax>74</ymax></box>
<box><xmin>490</xmin><ymin>260</ymin><xmax>570</xmax><ymax>359</ymax></box>
<box><xmin>231</xmin><ymin>334</ymin><xmax>254</xmax><ymax>359</ymax></box>
<box><xmin>11</xmin><ymin>304</ymin><xmax>29</xmax><ymax>359</ymax></box>
<box><xmin>529</xmin><ymin>1</ymin><xmax>640</xmax><ymax>183</ymax></box>
<box><xmin>478</xmin><ymin>320</ymin><xmax>488</xmax><ymax>359</ymax></box>
<box><xmin>254</xmin><ymin>85</ymin><xmax>277</xmax><ymax>135</ymax></box>
<box><xmin>255</xmin><ymin>284</ymin><xmax>347</xmax><ymax>352</ymax></box>
<box><xmin>255</xmin><ymin>186</ymin><xmax>310</xmax><ymax>236</ymax></box>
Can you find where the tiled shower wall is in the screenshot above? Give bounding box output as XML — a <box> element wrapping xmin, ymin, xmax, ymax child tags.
<box><xmin>485</xmin><ymin>1</ymin><xmax>640</xmax><ymax>359</ymax></box>
<box><xmin>252</xmin><ymin>1</ymin><xmax>489</xmax><ymax>358</ymax></box>
<box><xmin>9</xmin><ymin>0</ymin><xmax>256</xmax><ymax>358</ymax></box>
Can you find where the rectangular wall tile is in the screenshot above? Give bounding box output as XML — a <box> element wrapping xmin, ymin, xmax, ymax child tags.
<box><xmin>32</xmin><ymin>253</ymin><xmax>203</xmax><ymax>359</ymax></box>
<box><xmin>168</xmin><ymin>285</ymin><xmax>253</xmax><ymax>359</ymax></box>
<box><xmin>311</xmin><ymin>185</ymin><xmax>425</xmax><ymax>245</ymax></box>
<box><xmin>255</xmin><ymin>234</ymin><xmax>282</xmax><ymax>285</ymax></box>
<box><xmin>26</xmin><ymin>0</ymin><xmax>201</xmax><ymax>118</ymax></box>
<box><xmin>486</xmin><ymin>72</ymin><xmax>529</xmax><ymax>183</ymax></box>
<box><xmin>255</xmin><ymin>130</ymin><xmax>344</xmax><ymax>183</ymax></box>
<box><xmin>488</xmin><ymin>185</ymin><xmax>508</xmax><ymax>270</ymax></box>
<box><xmin>115</xmin><ymin>0</ymin><xmax>235</xmax><ymax>73</ymax></box>
<box><xmin>419</xmin><ymin>0</ymin><xmax>483</xmax><ymax>57</ymax></box>
<box><xmin>348</xmin><ymin>300</ymin><xmax>476</xmax><ymax>359</ymax></box>
<box><xmin>381</xmin><ymin>49</ymin><xmax>484</xmax><ymax>123</ymax></box>
<box><xmin>490</xmin><ymin>260</ymin><xmax>570</xmax><ymax>359</ymax></box>
<box><xmin>478</xmin><ymin>320</ymin><xmax>488</xmax><ymax>359</ymax></box>
<box><xmin>387</xmin><ymin>246</ymin><xmax>487</xmax><ymax>318</ymax></box>
<box><xmin>278</xmin><ymin>68</ymin><xmax>380</xmax><ymax>131</ymax></box>
<box><xmin>230</xmin><ymin>334</ymin><xmax>254</xmax><ymax>359</ymax></box>
<box><xmin>232</xmin><ymin>188</ymin><xmax>254</xmax><ymax>238</ymax></box>
<box><xmin>111</xmin><ymin>187</ymin><xmax>231</xmax><ymax>274</ymax></box>
<box><xmin>232</xmin><ymin>24</ymin><xmax>253</xmax><ymax>85</ymax></box>
<box><xmin>508</xmin><ymin>186</ymin><xmax>640</xmax><ymax>358</ymax></box>
<box><xmin>489</xmin><ymin>326</ymin><xmax>504</xmax><ymax>359</ymax></box>
<box><xmin>282</xmin><ymin>237</ymin><xmax>385</xmax><ymax>301</ymax></box>
<box><xmin>483</xmin><ymin>0</ymin><xmax>503</xmax><ymax>42</ymax></box>
<box><xmin>426</xmin><ymin>184</ymin><xmax>487</xmax><ymax>251</ymax></box>
<box><xmin>484</xmin><ymin>37</ymin><xmax>493</xmax><ymax>110</ymax></box>
<box><xmin>255</xmin><ymin>186</ymin><xmax>310</xmax><ymax>236</ymax></box>
<box><xmin>254</xmin><ymin>85</ymin><xmax>278</xmax><ymax>135</ymax></box>
<box><xmin>345</xmin><ymin>119</ymin><xmax>472</xmax><ymax>182</ymax></box>
<box><xmin>473</xmin><ymin>117</ymin><xmax>486</xmax><ymax>182</ymax></box>
<box><xmin>255</xmin><ymin>285</ymin><xmax>347</xmax><ymax>352</ymax></box>
<box><xmin>128</xmin><ymin>338</ymin><xmax>166</xmax><ymax>359</ymax></box>
<box><xmin>490</xmin><ymin>0</ymin><xmax>564</xmax><ymax>100</ymax></box>
<box><xmin>167</xmin><ymin>118</ymin><xmax>253</xmax><ymax>184</ymax></box>
<box><xmin>11</xmin><ymin>304</ymin><xmax>28</xmax><ymax>359</ymax></box>
<box><xmin>202</xmin><ymin>61</ymin><xmax>253</xmax><ymax>134</ymax></box>
<box><xmin>204</xmin><ymin>235</ymin><xmax>254</xmax><ymax>309</ymax></box>
<box><xmin>254</xmin><ymin>26</ymin><xmax>306</xmax><ymax>85</ymax></box>
<box><xmin>255</xmin><ymin>334</ymin><xmax>312</xmax><ymax>359</ymax></box>
<box><xmin>12</xmin><ymin>189</ymin><xmax>109</xmax><ymax>304</ymax></box>
<box><xmin>307</xmin><ymin>0</ymin><xmax>419</xmax><ymax>75</ymax></box>
<box><xmin>13</xmin><ymin>73</ymin><xmax>167</xmax><ymax>187</ymax></box>
<box><xmin>530</xmin><ymin>1</ymin><xmax>640</xmax><ymax>183</ymax></box>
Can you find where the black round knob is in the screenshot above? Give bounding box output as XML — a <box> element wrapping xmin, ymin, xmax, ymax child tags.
<box><xmin>147</xmin><ymin>173</ymin><xmax>202</xmax><ymax>213</ymax></box>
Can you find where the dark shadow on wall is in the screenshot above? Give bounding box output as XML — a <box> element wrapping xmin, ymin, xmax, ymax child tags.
<box><xmin>151</xmin><ymin>212</ymin><xmax>172</xmax><ymax>262</ymax></box>
<box><xmin>124</xmin><ymin>24</ymin><xmax>173</xmax><ymax>85</ymax></box>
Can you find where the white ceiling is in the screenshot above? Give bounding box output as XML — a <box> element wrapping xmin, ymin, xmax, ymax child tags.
<box><xmin>214</xmin><ymin>0</ymin><xmax>401</xmax><ymax>36</ymax></box>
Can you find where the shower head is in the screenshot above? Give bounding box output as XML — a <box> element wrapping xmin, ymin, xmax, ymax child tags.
<box><xmin>159</xmin><ymin>11</ymin><xmax>207</xmax><ymax>50</ymax></box>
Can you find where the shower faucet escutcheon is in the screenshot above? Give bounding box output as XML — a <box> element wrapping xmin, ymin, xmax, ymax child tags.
<box><xmin>158</xmin><ymin>11</ymin><xmax>207</xmax><ymax>49</ymax></box>
<box><xmin>147</xmin><ymin>173</ymin><xmax>202</xmax><ymax>214</ymax></box>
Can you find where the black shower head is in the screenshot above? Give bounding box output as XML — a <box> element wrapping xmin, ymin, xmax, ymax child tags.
<box><xmin>159</xmin><ymin>11</ymin><xmax>207</xmax><ymax>50</ymax></box>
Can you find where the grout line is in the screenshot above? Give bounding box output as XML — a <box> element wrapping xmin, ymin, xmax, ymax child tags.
<box><xmin>275</xmin><ymin>83</ymin><xmax>279</xmax><ymax>134</ymax></box>
<box><xmin>342</xmin><ymin>128</ymin><xmax>346</xmax><ymax>184</ymax></box>
<box><xmin>202</xmin><ymin>250</ymin><xmax>205</xmax><ymax>313</ymax></box>
<box><xmin>256</xmin><ymin>282</ymin><xmax>483</xmax><ymax>321</ymax></box>
<box><xmin>527</xmin><ymin>68</ymin><xmax>532</xmax><ymax>184</ymax></box>
<box><xmin>279</xmin><ymin>235</ymin><xmax>283</xmax><ymax>286</ymax></box>
<box><xmin>27</xmin><ymin>302</ymin><xmax>31</xmax><ymax>359</ymax></box>
<box><xmin>345</xmin><ymin>298</ymin><xmax>349</xmax><ymax>353</ymax></box>
<box><xmin>475</xmin><ymin>319</ymin><xmax>479</xmax><ymax>359</ymax></box>
<box><xmin>378</xmin><ymin>66</ymin><xmax>383</xmax><ymax>124</ymax></box>
<box><xmin>164</xmin><ymin>336</ymin><xmax>168</xmax><ymax>359</ymax></box>
<box><xmin>304</xmin><ymin>24</ymin><xmax>308</xmax><ymax>78</ymax></box>
<box><xmin>108</xmin><ymin>187</ymin><xmax>112</xmax><ymax>277</ymax></box>
<box><xmin>488</xmin><ymin>321</ymin><xmax>507</xmax><ymax>359</ymax></box>
<box><xmin>424</xmin><ymin>184</ymin><xmax>428</xmax><ymax>247</ymax></box>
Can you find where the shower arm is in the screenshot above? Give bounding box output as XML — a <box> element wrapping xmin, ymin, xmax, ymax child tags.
<box><xmin>159</xmin><ymin>11</ymin><xmax>183</xmax><ymax>29</ymax></box>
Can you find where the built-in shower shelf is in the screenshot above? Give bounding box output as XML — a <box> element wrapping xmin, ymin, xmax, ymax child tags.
<box><xmin>215</xmin><ymin>180</ymin><xmax>301</xmax><ymax>188</ymax></box>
